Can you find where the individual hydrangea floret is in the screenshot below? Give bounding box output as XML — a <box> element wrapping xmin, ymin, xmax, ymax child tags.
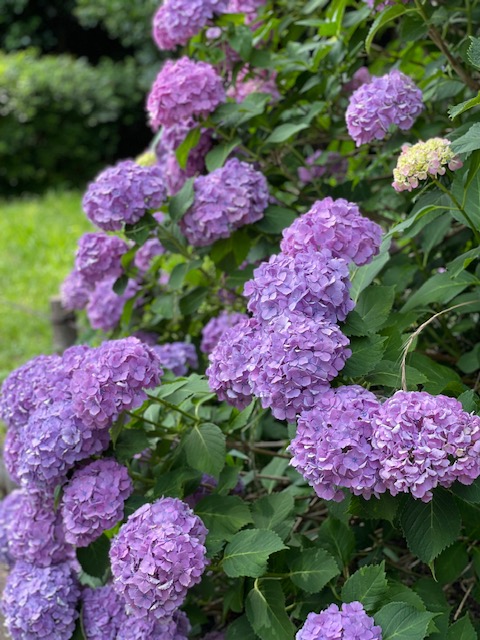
<box><xmin>206</xmin><ymin>317</ymin><xmax>261</xmax><ymax>410</ymax></box>
<box><xmin>2</xmin><ymin>561</ymin><xmax>80</xmax><ymax>640</ymax></box>
<box><xmin>280</xmin><ymin>197</ymin><xmax>383</xmax><ymax>267</ymax></box>
<box><xmin>298</xmin><ymin>150</ymin><xmax>347</xmax><ymax>185</ymax></box>
<box><xmin>250</xmin><ymin>315</ymin><xmax>351</xmax><ymax>421</ymax></box>
<box><xmin>346</xmin><ymin>70</ymin><xmax>423</xmax><ymax>146</ymax></box>
<box><xmin>0</xmin><ymin>489</ymin><xmax>24</xmax><ymax>566</ymax></box>
<box><xmin>61</xmin><ymin>269</ymin><xmax>92</xmax><ymax>311</ymax></box>
<box><xmin>74</xmin><ymin>233</ymin><xmax>128</xmax><ymax>285</ymax></box>
<box><xmin>228</xmin><ymin>67</ymin><xmax>280</xmax><ymax>103</ymax></box>
<box><xmin>153</xmin><ymin>342</ymin><xmax>198</xmax><ymax>376</ymax></box>
<box><xmin>201</xmin><ymin>311</ymin><xmax>249</xmax><ymax>354</ymax></box>
<box><xmin>296</xmin><ymin>601</ymin><xmax>382</xmax><ymax>640</ymax></box>
<box><xmin>289</xmin><ymin>386</ymin><xmax>384</xmax><ymax>502</ymax></box>
<box><xmin>61</xmin><ymin>458</ymin><xmax>133</xmax><ymax>547</ymax></box>
<box><xmin>244</xmin><ymin>250</ymin><xmax>354</xmax><ymax>323</ymax></box>
<box><xmin>134</xmin><ymin>237</ymin><xmax>165</xmax><ymax>274</ymax></box>
<box><xmin>110</xmin><ymin>497</ymin><xmax>208</xmax><ymax>621</ymax></box>
<box><xmin>372</xmin><ymin>391</ymin><xmax>480</xmax><ymax>502</ymax></box>
<box><xmin>86</xmin><ymin>277</ymin><xmax>139</xmax><ymax>332</ymax></box>
<box><xmin>147</xmin><ymin>57</ymin><xmax>225</xmax><ymax>130</ymax></box>
<box><xmin>180</xmin><ymin>158</ymin><xmax>269</xmax><ymax>247</ymax></box>
<box><xmin>392</xmin><ymin>138</ymin><xmax>463</xmax><ymax>192</ymax></box>
<box><xmin>81</xmin><ymin>585</ymin><xmax>125</xmax><ymax>640</ymax></box>
<box><xmin>116</xmin><ymin>609</ymin><xmax>191</xmax><ymax>640</ymax></box>
<box><xmin>83</xmin><ymin>160</ymin><xmax>167</xmax><ymax>231</ymax></box>
<box><xmin>70</xmin><ymin>337</ymin><xmax>162</xmax><ymax>429</ymax></box>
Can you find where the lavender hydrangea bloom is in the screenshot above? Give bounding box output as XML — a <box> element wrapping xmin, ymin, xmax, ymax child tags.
<box><xmin>147</xmin><ymin>57</ymin><xmax>225</xmax><ymax>130</ymax></box>
<box><xmin>201</xmin><ymin>311</ymin><xmax>249</xmax><ymax>354</ymax></box>
<box><xmin>61</xmin><ymin>458</ymin><xmax>133</xmax><ymax>547</ymax></box>
<box><xmin>181</xmin><ymin>158</ymin><xmax>269</xmax><ymax>247</ymax></box>
<box><xmin>81</xmin><ymin>585</ymin><xmax>125</xmax><ymax>640</ymax></box>
<box><xmin>244</xmin><ymin>250</ymin><xmax>354</xmax><ymax>324</ymax></box>
<box><xmin>116</xmin><ymin>609</ymin><xmax>191</xmax><ymax>640</ymax></box>
<box><xmin>228</xmin><ymin>67</ymin><xmax>280</xmax><ymax>103</ymax></box>
<box><xmin>74</xmin><ymin>233</ymin><xmax>128</xmax><ymax>285</ymax></box>
<box><xmin>0</xmin><ymin>490</ymin><xmax>23</xmax><ymax>566</ymax></box>
<box><xmin>343</xmin><ymin>66</ymin><xmax>371</xmax><ymax>93</ymax></box>
<box><xmin>250</xmin><ymin>315</ymin><xmax>351</xmax><ymax>421</ymax></box>
<box><xmin>86</xmin><ymin>277</ymin><xmax>139</xmax><ymax>332</ymax></box>
<box><xmin>296</xmin><ymin>601</ymin><xmax>382</xmax><ymax>640</ymax></box>
<box><xmin>227</xmin><ymin>0</ymin><xmax>264</xmax><ymax>14</ymax></box>
<box><xmin>289</xmin><ymin>386</ymin><xmax>384</xmax><ymax>502</ymax></box>
<box><xmin>134</xmin><ymin>237</ymin><xmax>165</xmax><ymax>274</ymax></box>
<box><xmin>3</xmin><ymin>430</ymin><xmax>22</xmax><ymax>484</ymax></box>
<box><xmin>365</xmin><ymin>0</ymin><xmax>408</xmax><ymax>11</ymax></box>
<box><xmin>83</xmin><ymin>160</ymin><xmax>167</xmax><ymax>231</ymax></box>
<box><xmin>297</xmin><ymin>151</ymin><xmax>347</xmax><ymax>185</ymax></box>
<box><xmin>206</xmin><ymin>317</ymin><xmax>261</xmax><ymax>410</ymax></box>
<box><xmin>1</xmin><ymin>561</ymin><xmax>80</xmax><ymax>640</ymax></box>
<box><xmin>153</xmin><ymin>342</ymin><xmax>198</xmax><ymax>376</ymax></box>
<box><xmin>61</xmin><ymin>268</ymin><xmax>92</xmax><ymax>311</ymax></box>
<box><xmin>110</xmin><ymin>497</ymin><xmax>208</xmax><ymax>621</ymax></box>
<box><xmin>346</xmin><ymin>70</ymin><xmax>423</xmax><ymax>146</ymax></box>
<box><xmin>280</xmin><ymin>197</ymin><xmax>383</xmax><ymax>267</ymax></box>
<box><xmin>70</xmin><ymin>337</ymin><xmax>162</xmax><ymax>429</ymax></box>
<box><xmin>372</xmin><ymin>391</ymin><xmax>480</xmax><ymax>502</ymax></box>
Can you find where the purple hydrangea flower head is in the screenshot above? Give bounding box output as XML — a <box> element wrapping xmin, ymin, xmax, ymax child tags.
<box><xmin>110</xmin><ymin>497</ymin><xmax>208</xmax><ymax>621</ymax></box>
<box><xmin>244</xmin><ymin>250</ymin><xmax>354</xmax><ymax>324</ymax></box>
<box><xmin>116</xmin><ymin>609</ymin><xmax>191</xmax><ymax>640</ymax></box>
<box><xmin>3</xmin><ymin>430</ymin><xmax>22</xmax><ymax>484</ymax></box>
<box><xmin>346</xmin><ymin>70</ymin><xmax>423</xmax><ymax>146</ymax></box>
<box><xmin>70</xmin><ymin>337</ymin><xmax>162</xmax><ymax>429</ymax></box>
<box><xmin>365</xmin><ymin>0</ymin><xmax>408</xmax><ymax>11</ymax></box>
<box><xmin>184</xmin><ymin>474</ymin><xmax>217</xmax><ymax>509</ymax></box>
<box><xmin>343</xmin><ymin>66</ymin><xmax>371</xmax><ymax>93</ymax></box>
<box><xmin>250</xmin><ymin>315</ymin><xmax>351</xmax><ymax>421</ymax></box>
<box><xmin>153</xmin><ymin>342</ymin><xmax>198</xmax><ymax>376</ymax></box>
<box><xmin>83</xmin><ymin>160</ymin><xmax>167</xmax><ymax>231</ymax></box>
<box><xmin>61</xmin><ymin>269</ymin><xmax>92</xmax><ymax>311</ymax></box>
<box><xmin>61</xmin><ymin>458</ymin><xmax>133</xmax><ymax>547</ymax></box>
<box><xmin>180</xmin><ymin>158</ymin><xmax>269</xmax><ymax>246</ymax></box>
<box><xmin>0</xmin><ymin>489</ymin><xmax>24</xmax><ymax>566</ymax></box>
<box><xmin>81</xmin><ymin>585</ymin><xmax>125</xmax><ymax>640</ymax></box>
<box><xmin>153</xmin><ymin>0</ymin><xmax>229</xmax><ymax>50</ymax></box>
<box><xmin>1</xmin><ymin>561</ymin><xmax>80</xmax><ymax>640</ymax></box>
<box><xmin>134</xmin><ymin>237</ymin><xmax>165</xmax><ymax>274</ymax></box>
<box><xmin>8</xmin><ymin>491</ymin><xmax>74</xmax><ymax>566</ymax></box>
<box><xmin>74</xmin><ymin>233</ymin><xmax>128</xmax><ymax>286</ymax></box>
<box><xmin>147</xmin><ymin>57</ymin><xmax>225</xmax><ymax>130</ymax></box>
<box><xmin>298</xmin><ymin>151</ymin><xmax>347</xmax><ymax>185</ymax></box>
<box><xmin>296</xmin><ymin>601</ymin><xmax>382</xmax><ymax>640</ymax></box>
<box><xmin>280</xmin><ymin>197</ymin><xmax>383</xmax><ymax>267</ymax></box>
<box><xmin>289</xmin><ymin>386</ymin><xmax>384</xmax><ymax>501</ymax></box>
<box><xmin>201</xmin><ymin>311</ymin><xmax>249</xmax><ymax>354</ymax></box>
<box><xmin>372</xmin><ymin>391</ymin><xmax>480</xmax><ymax>502</ymax></box>
<box><xmin>86</xmin><ymin>277</ymin><xmax>139</xmax><ymax>332</ymax></box>
<box><xmin>228</xmin><ymin>67</ymin><xmax>279</xmax><ymax>103</ymax></box>
<box><xmin>206</xmin><ymin>317</ymin><xmax>261</xmax><ymax>410</ymax></box>
<box><xmin>227</xmin><ymin>0</ymin><xmax>265</xmax><ymax>15</ymax></box>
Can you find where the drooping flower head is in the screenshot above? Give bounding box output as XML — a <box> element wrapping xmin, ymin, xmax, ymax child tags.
<box><xmin>81</xmin><ymin>584</ymin><xmax>125</xmax><ymax>640</ymax></box>
<box><xmin>296</xmin><ymin>601</ymin><xmax>382</xmax><ymax>640</ymax></box>
<box><xmin>346</xmin><ymin>70</ymin><xmax>423</xmax><ymax>146</ymax></box>
<box><xmin>298</xmin><ymin>150</ymin><xmax>347</xmax><ymax>185</ymax></box>
<box><xmin>201</xmin><ymin>311</ymin><xmax>249</xmax><ymax>354</ymax></box>
<box><xmin>74</xmin><ymin>233</ymin><xmax>128</xmax><ymax>285</ymax></box>
<box><xmin>110</xmin><ymin>497</ymin><xmax>208</xmax><ymax>621</ymax></box>
<box><xmin>153</xmin><ymin>342</ymin><xmax>198</xmax><ymax>376</ymax></box>
<box><xmin>86</xmin><ymin>277</ymin><xmax>139</xmax><ymax>333</ymax></box>
<box><xmin>392</xmin><ymin>138</ymin><xmax>463</xmax><ymax>192</ymax></box>
<box><xmin>180</xmin><ymin>158</ymin><xmax>269</xmax><ymax>247</ymax></box>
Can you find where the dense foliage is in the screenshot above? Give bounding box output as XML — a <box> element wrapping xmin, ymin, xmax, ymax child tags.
<box><xmin>1</xmin><ymin>0</ymin><xmax>480</xmax><ymax>638</ymax></box>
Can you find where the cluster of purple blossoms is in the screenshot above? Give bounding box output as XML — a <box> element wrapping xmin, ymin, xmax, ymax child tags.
<box><xmin>201</xmin><ymin>311</ymin><xmax>249</xmax><ymax>354</ymax></box>
<box><xmin>346</xmin><ymin>70</ymin><xmax>423</xmax><ymax>146</ymax></box>
<box><xmin>110</xmin><ymin>497</ymin><xmax>208</xmax><ymax>621</ymax></box>
<box><xmin>153</xmin><ymin>342</ymin><xmax>199</xmax><ymax>376</ymax></box>
<box><xmin>0</xmin><ymin>490</ymin><xmax>23</xmax><ymax>567</ymax></box>
<box><xmin>180</xmin><ymin>158</ymin><xmax>269</xmax><ymax>247</ymax></box>
<box><xmin>343</xmin><ymin>66</ymin><xmax>371</xmax><ymax>94</ymax></box>
<box><xmin>134</xmin><ymin>237</ymin><xmax>166</xmax><ymax>274</ymax></box>
<box><xmin>280</xmin><ymin>197</ymin><xmax>383</xmax><ymax>267</ymax></box>
<box><xmin>296</xmin><ymin>601</ymin><xmax>382</xmax><ymax>640</ymax></box>
<box><xmin>86</xmin><ymin>276</ymin><xmax>139</xmax><ymax>332</ymax></box>
<box><xmin>117</xmin><ymin>609</ymin><xmax>191</xmax><ymax>640</ymax></box>
<box><xmin>61</xmin><ymin>268</ymin><xmax>91</xmax><ymax>310</ymax></box>
<box><xmin>74</xmin><ymin>233</ymin><xmax>128</xmax><ymax>285</ymax></box>
<box><xmin>153</xmin><ymin>0</ymin><xmax>229</xmax><ymax>50</ymax></box>
<box><xmin>147</xmin><ymin>57</ymin><xmax>225</xmax><ymax>130</ymax></box>
<box><xmin>364</xmin><ymin>0</ymin><xmax>408</xmax><ymax>11</ymax></box>
<box><xmin>60</xmin><ymin>458</ymin><xmax>133</xmax><ymax>547</ymax></box>
<box><xmin>298</xmin><ymin>150</ymin><xmax>347</xmax><ymax>185</ymax></box>
<box><xmin>227</xmin><ymin>0</ymin><xmax>265</xmax><ymax>12</ymax></box>
<box><xmin>82</xmin><ymin>584</ymin><xmax>125</xmax><ymax>640</ymax></box>
<box><xmin>228</xmin><ymin>67</ymin><xmax>280</xmax><ymax>103</ymax></box>
<box><xmin>83</xmin><ymin>160</ymin><xmax>167</xmax><ymax>231</ymax></box>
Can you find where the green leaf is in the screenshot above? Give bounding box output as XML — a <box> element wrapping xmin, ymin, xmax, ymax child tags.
<box><xmin>265</xmin><ymin>123</ymin><xmax>309</xmax><ymax>144</ymax></box>
<box><xmin>386</xmin><ymin>583</ymin><xmax>426</xmax><ymax>611</ymax></box>
<box><xmin>255</xmin><ymin>205</ymin><xmax>297</xmax><ymax>234</ymax></box>
<box><xmin>374</xmin><ymin>602</ymin><xmax>435</xmax><ymax>640</ymax></box>
<box><xmin>457</xmin><ymin>343</ymin><xmax>480</xmax><ymax>374</ymax></box>
<box><xmin>317</xmin><ymin>517</ymin><xmax>355</xmax><ymax>569</ymax></box>
<box><xmin>400</xmin><ymin>271</ymin><xmax>476</xmax><ymax>313</ymax></box>
<box><xmin>76</xmin><ymin>534</ymin><xmax>110</xmax><ymax>580</ymax></box>
<box><xmin>287</xmin><ymin>548</ymin><xmax>340</xmax><ymax>593</ymax></box>
<box><xmin>195</xmin><ymin>495</ymin><xmax>252</xmax><ymax>541</ymax></box>
<box><xmin>153</xmin><ymin>468</ymin><xmax>199</xmax><ymax>500</ymax></box>
<box><xmin>447</xmin><ymin>615</ymin><xmax>477</xmax><ymax>640</ymax></box>
<box><xmin>349</xmin><ymin>493</ymin><xmax>399</xmax><ymax>522</ymax></box>
<box><xmin>451</xmin><ymin>123</ymin><xmax>480</xmax><ymax>155</ymax></box>
<box><xmin>124</xmin><ymin>215</ymin><xmax>157</xmax><ymax>245</ymax></box>
<box><xmin>156</xmin><ymin>222</ymin><xmax>188</xmax><ymax>254</ymax></box>
<box><xmin>179</xmin><ymin>286</ymin><xmax>209</xmax><ymax>315</ymax></box>
<box><xmin>113</xmin><ymin>273</ymin><xmax>129</xmax><ymax>295</ymax></box>
<box><xmin>399</xmin><ymin>490</ymin><xmax>461</xmax><ymax>564</ymax></box>
<box><xmin>349</xmin><ymin>238</ymin><xmax>391</xmax><ymax>302</ymax></box>
<box><xmin>184</xmin><ymin>423</ymin><xmax>226</xmax><ymax>477</ymax></box>
<box><xmin>175</xmin><ymin>127</ymin><xmax>201</xmax><ymax>170</ymax></box>
<box><xmin>342</xmin><ymin>335</ymin><xmax>387</xmax><ymax>377</ymax></box>
<box><xmin>226</xmin><ymin>616</ymin><xmax>258</xmax><ymax>640</ymax></box>
<box><xmin>451</xmin><ymin>477</ymin><xmax>480</xmax><ymax>503</ymax></box>
<box><xmin>457</xmin><ymin>389</ymin><xmax>480</xmax><ymax>413</ymax></box>
<box><xmin>205</xmin><ymin>138</ymin><xmax>241</xmax><ymax>172</ymax></box>
<box><xmin>434</xmin><ymin>541</ymin><xmax>468</xmax><ymax>584</ymax></box>
<box><xmin>365</xmin><ymin>4</ymin><xmax>409</xmax><ymax>54</ymax></box>
<box><xmin>212</xmin><ymin>93</ymin><xmax>270</xmax><ymax>127</ymax></box>
<box><xmin>467</xmin><ymin>36</ymin><xmax>480</xmax><ymax>69</ymax></box>
<box><xmin>447</xmin><ymin>247</ymin><xmax>480</xmax><ymax>278</ymax></box>
<box><xmin>223</xmin><ymin>529</ymin><xmax>287</xmax><ymax>578</ymax></box>
<box><xmin>114</xmin><ymin>429</ymin><xmax>150</xmax><ymax>462</ymax></box>
<box><xmin>251</xmin><ymin>492</ymin><xmax>294</xmax><ymax>532</ymax></box>
<box><xmin>342</xmin><ymin>562</ymin><xmax>388</xmax><ymax>611</ymax></box>
<box><xmin>246</xmin><ymin>580</ymin><xmax>295</xmax><ymax>640</ymax></box>
<box><xmin>366</xmin><ymin>360</ymin><xmax>427</xmax><ymax>389</ymax></box>
<box><xmin>448</xmin><ymin>92</ymin><xmax>480</xmax><ymax>119</ymax></box>
<box><xmin>168</xmin><ymin>178</ymin><xmax>195</xmax><ymax>222</ymax></box>
<box><xmin>355</xmin><ymin>286</ymin><xmax>396</xmax><ymax>333</ymax></box>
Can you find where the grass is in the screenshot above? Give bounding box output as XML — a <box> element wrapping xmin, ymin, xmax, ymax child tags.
<box><xmin>0</xmin><ymin>191</ymin><xmax>92</xmax><ymax>379</ymax></box>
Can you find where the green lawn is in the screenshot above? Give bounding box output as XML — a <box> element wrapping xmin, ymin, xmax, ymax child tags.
<box><xmin>0</xmin><ymin>191</ymin><xmax>92</xmax><ymax>379</ymax></box>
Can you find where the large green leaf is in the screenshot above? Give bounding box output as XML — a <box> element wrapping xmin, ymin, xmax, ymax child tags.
<box><xmin>251</xmin><ymin>492</ymin><xmax>294</xmax><ymax>532</ymax></box>
<box><xmin>451</xmin><ymin>123</ymin><xmax>480</xmax><ymax>155</ymax></box>
<box><xmin>226</xmin><ymin>616</ymin><xmax>258</xmax><ymax>640</ymax></box>
<box><xmin>374</xmin><ymin>603</ymin><xmax>436</xmax><ymax>640</ymax></box>
<box><xmin>401</xmin><ymin>271</ymin><xmax>476</xmax><ymax>313</ymax></box>
<box><xmin>77</xmin><ymin>534</ymin><xmax>111</xmax><ymax>580</ymax></box>
<box><xmin>355</xmin><ymin>286</ymin><xmax>396</xmax><ymax>333</ymax></box>
<box><xmin>246</xmin><ymin>580</ymin><xmax>295</xmax><ymax>640</ymax></box>
<box><xmin>168</xmin><ymin>178</ymin><xmax>195</xmax><ymax>222</ymax></box>
<box><xmin>223</xmin><ymin>529</ymin><xmax>286</xmax><ymax>578</ymax></box>
<box><xmin>365</xmin><ymin>4</ymin><xmax>410</xmax><ymax>53</ymax></box>
<box><xmin>342</xmin><ymin>562</ymin><xmax>388</xmax><ymax>611</ymax></box>
<box><xmin>316</xmin><ymin>517</ymin><xmax>355</xmax><ymax>569</ymax></box>
<box><xmin>349</xmin><ymin>238</ymin><xmax>391</xmax><ymax>302</ymax></box>
<box><xmin>184</xmin><ymin>423</ymin><xmax>226</xmax><ymax>477</ymax></box>
<box><xmin>255</xmin><ymin>205</ymin><xmax>297</xmax><ymax>234</ymax></box>
<box><xmin>195</xmin><ymin>495</ymin><xmax>252</xmax><ymax>541</ymax></box>
<box><xmin>114</xmin><ymin>429</ymin><xmax>150</xmax><ymax>462</ymax></box>
<box><xmin>342</xmin><ymin>335</ymin><xmax>387</xmax><ymax>377</ymax></box>
<box><xmin>205</xmin><ymin>138</ymin><xmax>241</xmax><ymax>172</ymax></box>
<box><xmin>366</xmin><ymin>360</ymin><xmax>427</xmax><ymax>390</ymax></box>
<box><xmin>287</xmin><ymin>548</ymin><xmax>339</xmax><ymax>593</ymax></box>
<box><xmin>447</xmin><ymin>615</ymin><xmax>477</xmax><ymax>639</ymax></box>
<box><xmin>265</xmin><ymin>123</ymin><xmax>309</xmax><ymax>144</ymax></box>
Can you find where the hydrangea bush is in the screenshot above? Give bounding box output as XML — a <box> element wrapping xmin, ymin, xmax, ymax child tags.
<box><xmin>2</xmin><ymin>0</ymin><xmax>480</xmax><ymax>638</ymax></box>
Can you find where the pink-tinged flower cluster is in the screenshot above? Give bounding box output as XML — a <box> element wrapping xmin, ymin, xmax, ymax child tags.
<box><xmin>228</xmin><ymin>67</ymin><xmax>280</xmax><ymax>103</ymax></box>
<box><xmin>1</xmin><ymin>561</ymin><xmax>80</xmax><ymax>640</ymax></box>
<box><xmin>116</xmin><ymin>609</ymin><xmax>191</xmax><ymax>640</ymax></box>
<box><xmin>280</xmin><ymin>197</ymin><xmax>383</xmax><ymax>267</ymax></box>
<box><xmin>180</xmin><ymin>158</ymin><xmax>269</xmax><ymax>247</ymax></box>
<box><xmin>153</xmin><ymin>342</ymin><xmax>198</xmax><ymax>376</ymax></box>
<box><xmin>81</xmin><ymin>585</ymin><xmax>125</xmax><ymax>640</ymax></box>
<box><xmin>244</xmin><ymin>250</ymin><xmax>354</xmax><ymax>323</ymax></box>
<box><xmin>296</xmin><ymin>601</ymin><xmax>382</xmax><ymax>640</ymax></box>
<box><xmin>86</xmin><ymin>276</ymin><xmax>139</xmax><ymax>332</ymax></box>
<box><xmin>392</xmin><ymin>138</ymin><xmax>463</xmax><ymax>192</ymax></box>
<box><xmin>0</xmin><ymin>490</ymin><xmax>23</xmax><ymax>566</ymax></box>
<box><xmin>201</xmin><ymin>311</ymin><xmax>249</xmax><ymax>354</ymax></box>
<box><xmin>110</xmin><ymin>497</ymin><xmax>208</xmax><ymax>622</ymax></box>
<box><xmin>364</xmin><ymin>0</ymin><xmax>408</xmax><ymax>11</ymax></box>
<box><xmin>289</xmin><ymin>386</ymin><xmax>383</xmax><ymax>501</ymax></box>
<box><xmin>83</xmin><ymin>160</ymin><xmax>167</xmax><ymax>231</ymax></box>
<box><xmin>60</xmin><ymin>458</ymin><xmax>133</xmax><ymax>547</ymax></box>
<box><xmin>134</xmin><ymin>237</ymin><xmax>166</xmax><ymax>274</ymax></box>
<box><xmin>298</xmin><ymin>151</ymin><xmax>347</xmax><ymax>185</ymax></box>
<box><xmin>147</xmin><ymin>57</ymin><xmax>225</xmax><ymax>130</ymax></box>
<box><xmin>372</xmin><ymin>391</ymin><xmax>480</xmax><ymax>502</ymax></box>
<box><xmin>153</xmin><ymin>0</ymin><xmax>229</xmax><ymax>50</ymax></box>
<box><xmin>74</xmin><ymin>233</ymin><xmax>128</xmax><ymax>285</ymax></box>
<box><xmin>346</xmin><ymin>70</ymin><xmax>423</xmax><ymax>146</ymax></box>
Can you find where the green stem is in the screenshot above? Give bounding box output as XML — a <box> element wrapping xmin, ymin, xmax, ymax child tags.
<box><xmin>432</xmin><ymin>179</ymin><xmax>480</xmax><ymax>244</ymax></box>
<box><xmin>146</xmin><ymin>393</ymin><xmax>200</xmax><ymax>423</ymax></box>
